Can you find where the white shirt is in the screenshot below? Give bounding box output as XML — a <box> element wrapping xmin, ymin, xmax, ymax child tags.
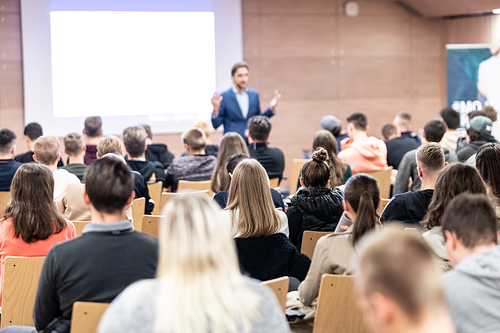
<box><xmin>220</xmin><ymin>208</ymin><xmax>289</xmax><ymax>238</ymax></box>
<box><xmin>232</xmin><ymin>86</ymin><xmax>249</xmax><ymax>118</ymax></box>
<box><xmin>53</xmin><ymin>169</ymin><xmax>81</xmax><ymax>201</ymax></box>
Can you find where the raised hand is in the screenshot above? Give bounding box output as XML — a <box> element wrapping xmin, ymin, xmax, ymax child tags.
<box><xmin>211</xmin><ymin>92</ymin><xmax>223</xmax><ymax>116</ymax></box>
<box><xmin>269</xmin><ymin>90</ymin><xmax>281</xmax><ymax>111</ymax></box>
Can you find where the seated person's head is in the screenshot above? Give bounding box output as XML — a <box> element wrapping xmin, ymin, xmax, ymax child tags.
<box><xmin>84</xmin><ymin>155</ymin><xmax>134</xmax><ymax>214</ymax></box>
<box><xmin>467</xmin><ymin>116</ymin><xmax>494</xmax><ymax>143</ymax></box>
<box><xmin>123</xmin><ymin>126</ymin><xmax>148</xmax><ymax>158</ymax></box>
<box><xmin>23</xmin><ymin>122</ymin><xmax>43</xmax><ymax>144</ymax></box>
<box><xmin>356</xmin><ymin>231</ymin><xmax>446</xmax><ymax>333</ymax></box>
<box><xmin>226</xmin><ymin>153</ymin><xmax>250</xmax><ymax>176</ymax></box>
<box><xmin>476</xmin><ymin>143</ymin><xmax>500</xmax><ymax>201</ymax></box>
<box><xmin>84</xmin><ymin>116</ymin><xmax>103</xmax><ymax>138</ymax></box>
<box><xmin>0</xmin><ymin>129</ymin><xmax>17</xmax><ymax>158</ymax></box>
<box><xmin>346</xmin><ymin>112</ymin><xmax>368</xmax><ymax>135</ymax></box>
<box><xmin>482</xmin><ymin>106</ymin><xmax>497</xmax><ymax>123</ymax></box>
<box><xmin>247</xmin><ymin>116</ymin><xmax>271</xmax><ymax>143</ymax></box>
<box><xmin>140</xmin><ymin>124</ymin><xmax>153</xmax><ymax>145</ymax></box>
<box><xmin>422</xmin><ymin>120</ymin><xmax>446</xmax><ymax>143</ymax></box>
<box><xmin>393</xmin><ymin>111</ymin><xmax>412</xmax><ymax>132</ymax></box>
<box><xmin>416</xmin><ymin>143</ymin><xmax>446</xmax><ymax>180</ymax></box>
<box><xmin>312</xmin><ymin>130</ymin><xmax>345</xmax><ymax>186</ymax></box>
<box><xmin>63</xmin><ymin>132</ymin><xmax>85</xmax><ymax>158</ymax></box>
<box><xmin>181</xmin><ymin>127</ymin><xmax>206</xmax><ymax>155</ymax></box>
<box><xmin>300</xmin><ymin>147</ymin><xmax>330</xmax><ymax>189</ymax></box>
<box><xmin>439</xmin><ymin>107</ymin><xmax>460</xmax><ymax>130</ymax></box>
<box><xmin>33</xmin><ymin>135</ymin><xmax>60</xmax><ymax>167</ymax></box>
<box><xmin>97</xmin><ymin>135</ymin><xmax>123</xmax><ymax>158</ymax></box>
<box><xmin>442</xmin><ymin>193</ymin><xmax>498</xmax><ymax>267</ymax></box>
<box><xmin>219</xmin><ymin>132</ymin><xmax>249</xmax><ymax>167</ymax></box>
<box><xmin>320</xmin><ymin>115</ymin><xmax>342</xmax><ymax>137</ymax></box>
<box><xmin>195</xmin><ymin>121</ymin><xmax>213</xmax><ymax>139</ymax></box>
<box><xmin>381</xmin><ymin>124</ymin><xmax>398</xmax><ymax>141</ymax></box>
<box><xmin>422</xmin><ymin>163</ymin><xmax>487</xmax><ymax>231</ymax></box>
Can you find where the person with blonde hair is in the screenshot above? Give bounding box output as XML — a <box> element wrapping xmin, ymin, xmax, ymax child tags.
<box><xmin>97</xmin><ymin>135</ymin><xmax>123</xmax><ymax>157</ymax></box>
<box><xmin>210</xmin><ymin>132</ymin><xmax>249</xmax><ymax>193</ymax></box>
<box><xmin>98</xmin><ymin>194</ymin><xmax>290</xmax><ymax>333</ymax></box>
<box><xmin>355</xmin><ymin>231</ymin><xmax>455</xmax><ymax>333</ymax></box>
<box><xmin>222</xmin><ymin>159</ymin><xmax>310</xmax><ymax>285</ymax></box>
<box><xmin>195</xmin><ymin>120</ymin><xmax>219</xmax><ymax>157</ymax></box>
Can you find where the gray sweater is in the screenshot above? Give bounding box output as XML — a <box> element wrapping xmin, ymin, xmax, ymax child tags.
<box><xmin>97</xmin><ymin>278</ymin><xmax>291</xmax><ymax>333</ymax></box>
<box><xmin>444</xmin><ymin>245</ymin><xmax>500</xmax><ymax>333</ymax></box>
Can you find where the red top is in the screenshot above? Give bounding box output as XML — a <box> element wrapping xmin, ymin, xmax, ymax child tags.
<box><xmin>0</xmin><ymin>218</ymin><xmax>76</xmax><ymax>304</ymax></box>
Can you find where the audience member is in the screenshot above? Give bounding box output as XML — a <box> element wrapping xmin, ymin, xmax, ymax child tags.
<box><xmin>476</xmin><ymin>142</ymin><xmax>500</xmax><ymax>212</ymax></box>
<box><xmin>393</xmin><ymin>111</ymin><xmax>421</xmax><ymax>145</ymax></box>
<box><xmin>456</xmin><ymin>110</ymin><xmax>487</xmax><ymax>152</ymax></box>
<box><xmin>395</xmin><ymin>120</ymin><xmax>458</xmax><ymax>194</ymax></box>
<box><xmin>210</xmin><ymin>132</ymin><xmax>248</xmax><ymax>193</ymax></box>
<box><xmin>98</xmin><ymin>194</ymin><xmax>290</xmax><ymax>333</ymax></box>
<box><xmin>483</xmin><ymin>105</ymin><xmax>500</xmax><ymax>140</ymax></box>
<box><xmin>123</xmin><ymin>126</ymin><xmax>166</xmax><ymax>183</ymax></box>
<box><xmin>82</xmin><ymin>116</ymin><xmax>102</xmax><ymax>165</ymax></box>
<box><xmin>247</xmin><ymin>115</ymin><xmax>285</xmax><ymax>183</ymax></box>
<box><xmin>60</xmin><ymin>133</ymin><xmax>86</xmax><ymax>182</ymax></box>
<box><xmin>213</xmin><ymin>153</ymin><xmax>284</xmax><ymax>210</ymax></box>
<box><xmin>442</xmin><ymin>193</ymin><xmax>500</xmax><ymax>333</ymax></box>
<box><xmin>421</xmin><ymin>163</ymin><xmax>487</xmax><ymax>271</ymax></box>
<box><xmin>337</xmin><ymin>112</ymin><xmax>387</xmax><ymax>174</ymax></box>
<box><xmin>33</xmin><ymin>135</ymin><xmax>80</xmax><ymax>200</ymax></box>
<box><xmin>223</xmin><ymin>159</ymin><xmax>309</xmax><ymax>285</ymax></box>
<box><xmin>14</xmin><ymin>123</ymin><xmax>61</xmax><ymax>165</ymax></box>
<box><xmin>456</xmin><ymin>116</ymin><xmax>498</xmax><ymax>165</ymax></box>
<box><xmin>0</xmin><ymin>164</ymin><xmax>76</xmax><ymax>305</ymax></box>
<box><xmin>298</xmin><ymin>173</ymin><xmax>381</xmax><ymax>306</ymax></box>
<box><xmin>381</xmin><ymin>123</ymin><xmax>419</xmax><ymax>169</ymax></box>
<box><xmin>165</xmin><ymin>127</ymin><xmax>216</xmax><ymax>192</ymax></box>
<box><xmin>0</xmin><ymin>129</ymin><xmax>22</xmax><ymax>191</ymax></box>
<box><xmin>439</xmin><ymin>107</ymin><xmax>465</xmax><ymax>153</ymax></box>
<box><xmin>355</xmin><ymin>231</ymin><xmax>455</xmax><ymax>333</ymax></box>
<box><xmin>195</xmin><ymin>120</ymin><xmax>219</xmax><ymax>157</ymax></box>
<box><xmin>32</xmin><ymin>156</ymin><xmax>158</xmax><ymax>332</ymax></box>
<box><xmin>141</xmin><ymin>124</ymin><xmax>175</xmax><ymax>170</ymax></box>
<box><xmin>287</xmin><ymin>148</ymin><xmax>344</xmax><ymax>250</ymax></box>
<box><xmin>381</xmin><ymin>143</ymin><xmax>446</xmax><ymax>226</ymax></box>
<box><xmin>321</xmin><ymin>115</ymin><xmax>349</xmax><ymax>153</ymax></box>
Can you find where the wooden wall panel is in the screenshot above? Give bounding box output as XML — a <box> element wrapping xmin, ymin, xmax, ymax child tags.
<box><xmin>445</xmin><ymin>16</ymin><xmax>491</xmax><ymax>44</ymax></box>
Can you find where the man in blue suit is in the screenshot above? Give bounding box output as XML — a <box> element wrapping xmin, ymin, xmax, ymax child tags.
<box><xmin>211</xmin><ymin>62</ymin><xmax>281</xmax><ymax>138</ymax></box>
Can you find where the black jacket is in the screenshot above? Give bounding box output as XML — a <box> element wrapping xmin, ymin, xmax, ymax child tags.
<box><xmin>457</xmin><ymin>139</ymin><xmax>498</xmax><ymax>162</ymax></box>
<box><xmin>286</xmin><ymin>187</ymin><xmax>344</xmax><ymax>250</ymax></box>
<box><xmin>145</xmin><ymin>143</ymin><xmax>174</xmax><ymax>169</ymax></box>
<box><xmin>385</xmin><ymin>136</ymin><xmax>419</xmax><ymax>169</ymax></box>
<box><xmin>380</xmin><ymin>189</ymin><xmax>434</xmax><ymax>227</ymax></box>
<box><xmin>132</xmin><ymin>171</ymin><xmax>154</xmax><ymax>215</ymax></box>
<box><xmin>235</xmin><ymin>233</ymin><xmax>311</xmax><ymax>282</ymax></box>
<box><xmin>127</xmin><ymin>159</ymin><xmax>166</xmax><ymax>183</ymax></box>
<box><xmin>248</xmin><ymin>142</ymin><xmax>285</xmax><ymax>183</ymax></box>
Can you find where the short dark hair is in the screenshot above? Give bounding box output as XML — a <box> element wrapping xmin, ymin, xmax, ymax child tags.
<box><xmin>423</xmin><ymin>120</ymin><xmax>446</xmax><ymax>142</ymax></box>
<box><xmin>84</xmin><ymin>156</ymin><xmax>134</xmax><ymax>214</ymax></box>
<box><xmin>63</xmin><ymin>132</ymin><xmax>84</xmax><ymax>156</ymax></box>
<box><xmin>442</xmin><ymin>193</ymin><xmax>498</xmax><ymax>248</ymax></box>
<box><xmin>468</xmin><ymin>110</ymin><xmax>486</xmax><ymax>120</ymax></box>
<box><xmin>347</xmin><ymin>112</ymin><xmax>368</xmax><ymax>131</ymax></box>
<box><xmin>23</xmin><ymin>123</ymin><xmax>43</xmax><ymax>141</ymax></box>
<box><xmin>226</xmin><ymin>153</ymin><xmax>250</xmax><ymax>174</ymax></box>
<box><xmin>467</xmin><ymin>127</ymin><xmax>487</xmax><ymax>143</ymax></box>
<box><xmin>231</xmin><ymin>62</ymin><xmax>249</xmax><ymax>76</ymax></box>
<box><xmin>123</xmin><ymin>126</ymin><xmax>147</xmax><ymax>158</ymax></box>
<box><xmin>0</xmin><ymin>129</ymin><xmax>17</xmax><ymax>155</ymax></box>
<box><xmin>140</xmin><ymin>124</ymin><xmax>153</xmax><ymax>140</ymax></box>
<box><xmin>248</xmin><ymin>116</ymin><xmax>272</xmax><ymax>141</ymax></box>
<box><xmin>397</xmin><ymin>111</ymin><xmax>412</xmax><ymax>122</ymax></box>
<box><xmin>482</xmin><ymin>106</ymin><xmax>498</xmax><ymax>123</ymax></box>
<box><xmin>84</xmin><ymin>116</ymin><xmax>102</xmax><ymax>138</ymax></box>
<box><xmin>416</xmin><ymin>143</ymin><xmax>445</xmax><ymax>173</ymax></box>
<box><xmin>439</xmin><ymin>107</ymin><xmax>460</xmax><ymax>130</ymax></box>
<box><xmin>381</xmin><ymin>124</ymin><xmax>397</xmax><ymax>140</ymax></box>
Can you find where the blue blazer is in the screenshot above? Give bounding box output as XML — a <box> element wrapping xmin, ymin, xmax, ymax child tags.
<box><xmin>211</xmin><ymin>87</ymin><xmax>275</xmax><ymax>138</ymax></box>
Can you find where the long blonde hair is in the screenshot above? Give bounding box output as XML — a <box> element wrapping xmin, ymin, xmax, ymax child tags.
<box><xmin>210</xmin><ymin>133</ymin><xmax>249</xmax><ymax>193</ymax></box>
<box><xmin>226</xmin><ymin>159</ymin><xmax>281</xmax><ymax>237</ymax></box>
<box><xmin>154</xmin><ymin>194</ymin><xmax>260</xmax><ymax>333</ymax></box>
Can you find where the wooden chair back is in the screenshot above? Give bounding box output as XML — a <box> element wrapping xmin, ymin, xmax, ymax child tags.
<box><xmin>177</xmin><ymin>180</ymin><xmax>213</xmax><ymax>196</ymax></box>
<box><xmin>160</xmin><ymin>190</ymin><xmax>209</xmax><ymax>213</ymax></box>
<box><xmin>72</xmin><ymin>221</ymin><xmax>92</xmax><ymax>237</ymax></box>
<box><xmin>273</xmin><ymin>187</ymin><xmax>280</xmax><ymax>193</ymax></box>
<box><xmin>290</xmin><ymin>159</ymin><xmax>308</xmax><ymax>195</ymax></box>
<box><xmin>269</xmin><ymin>177</ymin><xmax>280</xmax><ymax>188</ymax></box>
<box><xmin>313</xmin><ymin>274</ymin><xmax>370</xmax><ymax>333</ymax></box>
<box><xmin>147</xmin><ymin>181</ymin><xmax>163</xmax><ymax>215</ymax></box>
<box><xmin>1</xmin><ymin>256</ymin><xmax>46</xmax><ymax>328</ymax></box>
<box><xmin>141</xmin><ymin>215</ymin><xmax>164</xmax><ymax>238</ymax></box>
<box><xmin>0</xmin><ymin>191</ymin><xmax>10</xmax><ymax>217</ymax></box>
<box><xmin>362</xmin><ymin>167</ymin><xmax>393</xmax><ymax>199</ymax></box>
<box><xmin>301</xmin><ymin>231</ymin><xmax>332</xmax><ymax>259</ymax></box>
<box><xmin>131</xmin><ymin>197</ymin><xmax>145</xmax><ymax>231</ymax></box>
<box><xmin>70</xmin><ymin>301</ymin><xmax>110</xmax><ymax>333</ymax></box>
<box><xmin>261</xmin><ymin>276</ymin><xmax>289</xmax><ymax>314</ymax></box>
<box><xmin>376</xmin><ymin>198</ymin><xmax>390</xmax><ymax>216</ymax></box>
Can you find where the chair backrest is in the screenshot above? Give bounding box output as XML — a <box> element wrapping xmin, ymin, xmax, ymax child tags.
<box><xmin>147</xmin><ymin>181</ymin><xmax>163</xmax><ymax>215</ymax></box>
<box><xmin>1</xmin><ymin>256</ymin><xmax>46</xmax><ymax>328</ymax></box>
<box><xmin>141</xmin><ymin>215</ymin><xmax>164</xmax><ymax>238</ymax></box>
<box><xmin>269</xmin><ymin>177</ymin><xmax>280</xmax><ymax>188</ymax></box>
<box><xmin>273</xmin><ymin>187</ymin><xmax>280</xmax><ymax>193</ymax></box>
<box><xmin>0</xmin><ymin>191</ymin><xmax>11</xmax><ymax>217</ymax></box>
<box><xmin>131</xmin><ymin>197</ymin><xmax>145</xmax><ymax>231</ymax></box>
<box><xmin>177</xmin><ymin>180</ymin><xmax>213</xmax><ymax>196</ymax></box>
<box><xmin>376</xmin><ymin>198</ymin><xmax>390</xmax><ymax>216</ymax></box>
<box><xmin>160</xmin><ymin>190</ymin><xmax>210</xmax><ymax>212</ymax></box>
<box><xmin>72</xmin><ymin>221</ymin><xmax>92</xmax><ymax>237</ymax></box>
<box><xmin>261</xmin><ymin>276</ymin><xmax>289</xmax><ymax>314</ymax></box>
<box><xmin>290</xmin><ymin>159</ymin><xmax>308</xmax><ymax>195</ymax></box>
<box><xmin>70</xmin><ymin>301</ymin><xmax>110</xmax><ymax>333</ymax></box>
<box><xmin>301</xmin><ymin>230</ymin><xmax>332</xmax><ymax>259</ymax></box>
<box><xmin>362</xmin><ymin>167</ymin><xmax>393</xmax><ymax>199</ymax></box>
<box><xmin>313</xmin><ymin>274</ymin><xmax>370</xmax><ymax>333</ymax></box>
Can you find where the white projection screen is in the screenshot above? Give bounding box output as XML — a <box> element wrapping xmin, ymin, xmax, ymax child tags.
<box><xmin>20</xmin><ymin>0</ymin><xmax>243</xmax><ymax>136</ymax></box>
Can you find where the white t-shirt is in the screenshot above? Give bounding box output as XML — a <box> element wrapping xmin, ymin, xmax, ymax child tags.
<box><xmin>53</xmin><ymin>169</ymin><xmax>81</xmax><ymax>201</ymax></box>
<box><xmin>221</xmin><ymin>209</ymin><xmax>289</xmax><ymax>238</ymax></box>
<box><xmin>478</xmin><ymin>55</ymin><xmax>500</xmax><ymax>112</ymax></box>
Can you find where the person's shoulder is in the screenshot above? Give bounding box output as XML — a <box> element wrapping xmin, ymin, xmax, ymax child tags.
<box><xmin>246</xmin><ymin>87</ymin><xmax>259</xmax><ymax>95</ymax></box>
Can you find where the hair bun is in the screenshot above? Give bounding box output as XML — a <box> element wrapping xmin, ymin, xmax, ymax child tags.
<box><xmin>311</xmin><ymin>147</ymin><xmax>329</xmax><ymax>163</ymax></box>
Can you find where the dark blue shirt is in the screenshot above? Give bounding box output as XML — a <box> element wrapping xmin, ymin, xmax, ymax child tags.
<box><xmin>0</xmin><ymin>159</ymin><xmax>22</xmax><ymax>191</ymax></box>
<box><xmin>385</xmin><ymin>136</ymin><xmax>419</xmax><ymax>170</ymax></box>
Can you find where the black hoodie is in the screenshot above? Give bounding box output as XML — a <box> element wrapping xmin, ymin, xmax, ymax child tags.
<box><xmin>287</xmin><ymin>187</ymin><xmax>344</xmax><ymax>250</ymax></box>
<box><xmin>380</xmin><ymin>189</ymin><xmax>434</xmax><ymax>227</ymax></box>
<box><xmin>145</xmin><ymin>143</ymin><xmax>174</xmax><ymax>169</ymax></box>
<box><xmin>126</xmin><ymin>159</ymin><xmax>166</xmax><ymax>183</ymax></box>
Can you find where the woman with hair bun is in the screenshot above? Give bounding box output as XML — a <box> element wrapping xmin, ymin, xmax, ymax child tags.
<box><xmin>287</xmin><ymin>147</ymin><xmax>344</xmax><ymax>250</ymax></box>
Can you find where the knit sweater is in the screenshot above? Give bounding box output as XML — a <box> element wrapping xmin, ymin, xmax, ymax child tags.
<box><xmin>165</xmin><ymin>154</ymin><xmax>216</xmax><ymax>192</ymax></box>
